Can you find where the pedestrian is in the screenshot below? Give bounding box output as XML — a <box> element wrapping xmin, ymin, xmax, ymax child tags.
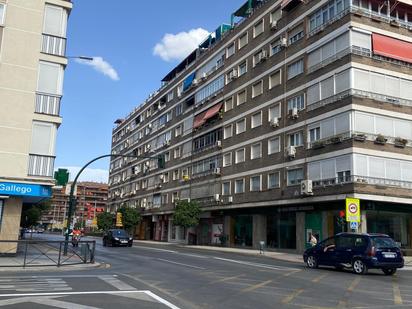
<box><xmin>310</xmin><ymin>233</ymin><xmax>318</xmax><ymax>247</ymax></box>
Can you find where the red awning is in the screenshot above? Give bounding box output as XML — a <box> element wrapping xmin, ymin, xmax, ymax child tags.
<box><xmin>204</xmin><ymin>102</ymin><xmax>223</xmax><ymax>121</ymax></box>
<box><xmin>193</xmin><ymin>110</ymin><xmax>207</xmax><ymax>129</ymax></box>
<box><xmin>372</xmin><ymin>33</ymin><xmax>412</xmax><ymax>64</ymax></box>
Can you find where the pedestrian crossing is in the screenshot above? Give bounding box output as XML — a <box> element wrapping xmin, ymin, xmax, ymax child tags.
<box><xmin>0</xmin><ymin>278</ymin><xmax>71</xmax><ymax>292</ymax></box>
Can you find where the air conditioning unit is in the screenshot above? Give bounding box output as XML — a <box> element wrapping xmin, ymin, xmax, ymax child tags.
<box><xmin>216</xmin><ymin>140</ymin><xmax>222</xmax><ymax>148</ymax></box>
<box><xmin>155</xmin><ymin>183</ymin><xmax>162</xmax><ymax>189</ymax></box>
<box><xmin>125</xmin><ymin>126</ymin><xmax>130</xmax><ymax>133</ymax></box>
<box><xmin>258</xmin><ymin>50</ymin><xmax>268</xmax><ymax>63</ymax></box>
<box><xmin>270</xmin><ymin>20</ymin><xmax>278</xmax><ymax>30</ymax></box>
<box><xmin>134</xmin><ymin>167</ymin><xmax>139</xmax><ymax>175</ymax></box>
<box><xmin>148</xmin><ymin>123</ymin><xmax>152</xmax><ymax>129</ymax></box>
<box><xmin>301</xmin><ymin>180</ymin><xmax>313</xmax><ymax>195</ymax></box>
<box><xmin>229</xmin><ymin>69</ymin><xmax>238</xmax><ymax>80</ymax></box>
<box><xmin>292</xmin><ymin>107</ymin><xmax>298</xmax><ymax>119</ymax></box>
<box><xmin>192</xmin><ymin>79</ymin><xmax>199</xmax><ymax>87</ymax></box>
<box><xmin>159</xmin><ymin>174</ymin><xmax>164</xmax><ymax>180</ymax></box>
<box><xmin>228</xmin><ymin>196</ymin><xmax>233</xmax><ymax>203</ymax></box>
<box><xmin>287</xmin><ymin>146</ymin><xmax>296</xmax><ymax>158</ymax></box>
<box><xmin>214</xmin><ymin>194</ymin><xmax>220</xmax><ymax>202</ymax></box>
<box><xmin>120</xmin><ymin>193</ymin><xmax>124</xmax><ymax>198</ymax></box>
<box><xmin>213</xmin><ymin>167</ymin><xmax>221</xmax><ymax>175</ymax></box>
<box><xmin>270</xmin><ymin>117</ymin><xmax>279</xmax><ymax>127</ymax></box>
<box><xmin>201</xmin><ymin>72</ymin><xmax>207</xmax><ymax>80</ymax></box>
<box><xmin>281</xmin><ymin>37</ymin><xmax>287</xmax><ymax>47</ymax></box>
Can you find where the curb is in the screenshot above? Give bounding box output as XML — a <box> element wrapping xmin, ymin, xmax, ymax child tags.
<box><xmin>0</xmin><ymin>261</ymin><xmax>106</xmax><ymax>272</ymax></box>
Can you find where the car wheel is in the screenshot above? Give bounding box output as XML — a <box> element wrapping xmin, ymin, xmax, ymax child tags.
<box><xmin>382</xmin><ymin>268</ymin><xmax>397</xmax><ymax>276</ymax></box>
<box><xmin>352</xmin><ymin>259</ymin><xmax>368</xmax><ymax>275</ymax></box>
<box><xmin>306</xmin><ymin>255</ymin><xmax>318</xmax><ymax>269</ymax></box>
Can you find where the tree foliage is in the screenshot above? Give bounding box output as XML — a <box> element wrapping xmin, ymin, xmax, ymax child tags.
<box><xmin>97</xmin><ymin>212</ymin><xmax>114</xmax><ymax>231</ymax></box>
<box><xmin>118</xmin><ymin>206</ymin><xmax>140</xmax><ymax>232</ymax></box>
<box><xmin>173</xmin><ymin>200</ymin><xmax>201</xmax><ymax>228</ymax></box>
<box><xmin>21</xmin><ymin>200</ymin><xmax>52</xmax><ymax>228</ymax></box>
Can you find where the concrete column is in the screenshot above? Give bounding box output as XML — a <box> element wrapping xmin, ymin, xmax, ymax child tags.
<box><xmin>0</xmin><ymin>198</ymin><xmax>23</xmax><ymax>254</ymax></box>
<box><xmin>296</xmin><ymin>212</ymin><xmax>305</xmax><ymax>254</ymax></box>
<box><xmin>252</xmin><ymin>214</ymin><xmax>266</xmax><ymax>250</ymax></box>
<box><xmin>322</xmin><ymin>211</ymin><xmax>329</xmax><ymax>240</ymax></box>
<box><xmin>360</xmin><ymin>211</ymin><xmax>367</xmax><ymax>233</ymax></box>
<box><xmin>223</xmin><ymin>215</ymin><xmax>231</xmax><ymax>246</ymax></box>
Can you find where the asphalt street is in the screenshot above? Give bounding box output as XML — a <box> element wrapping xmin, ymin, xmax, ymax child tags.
<box><xmin>0</xmin><ymin>234</ymin><xmax>412</xmax><ymax>308</ymax></box>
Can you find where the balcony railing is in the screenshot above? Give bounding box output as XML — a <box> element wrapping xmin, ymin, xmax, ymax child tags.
<box><xmin>312</xmin><ymin>175</ymin><xmax>412</xmax><ymax>190</ymax></box>
<box><xmin>35</xmin><ymin>93</ymin><xmax>61</xmax><ymax>116</ymax></box>
<box><xmin>41</xmin><ymin>34</ymin><xmax>66</xmax><ymax>57</ymax></box>
<box><xmin>28</xmin><ymin>154</ymin><xmax>55</xmax><ymax>177</ymax></box>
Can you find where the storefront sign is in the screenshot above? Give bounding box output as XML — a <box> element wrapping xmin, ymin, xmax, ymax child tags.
<box><xmin>346</xmin><ymin>198</ymin><xmax>360</xmax><ymax>222</ymax></box>
<box><xmin>0</xmin><ymin>182</ymin><xmax>51</xmax><ymax>197</ymax></box>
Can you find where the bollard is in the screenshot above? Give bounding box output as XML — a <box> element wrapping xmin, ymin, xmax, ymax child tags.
<box><xmin>259</xmin><ymin>241</ymin><xmax>265</xmax><ymax>254</ymax></box>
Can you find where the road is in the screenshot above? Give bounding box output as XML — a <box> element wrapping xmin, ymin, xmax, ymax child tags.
<box><xmin>0</xmin><ymin>233</ymin><xmax>411</xmax><ymax>308</ymax></box>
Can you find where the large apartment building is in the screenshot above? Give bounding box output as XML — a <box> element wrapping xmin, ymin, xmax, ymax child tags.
<box><xmin>0</xmin><ymin>0</ymin><xmax>71</xmax><ymax>249</ymax></box>
<box><xmin>109</xmin><ymin>0</ymin><xmax>412</xmax><ymax>253</ymax></box>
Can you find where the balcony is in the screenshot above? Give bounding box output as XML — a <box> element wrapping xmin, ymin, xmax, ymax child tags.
<box><xmin>312</xmin><ymin>175</ymin><xmax>412</xmax><ymax>190</ymax></box>
<box><xmin>28</xmin><ymin>154</ymin><xmax>55</xmax><ymax>177</ymax></box>
<box><xmin>41</xmin><ymin>34</ymin><xmax>66</xmax><ymax>57</ymax></box>
<box><xmin>35</xmin><ymin>93</ymin><xmax>61</xmax><ymax>116</ymax></box>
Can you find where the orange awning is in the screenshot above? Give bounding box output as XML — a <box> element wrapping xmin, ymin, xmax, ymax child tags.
<box><xmin>204</xmin><ymin>102</ymin><xmax>223</xmax><ymax>121</ymax></box>
<box><xmin>193</xmin><ymin>110</ymin><xmax>207</xmax><ymax>129</ymax></box>
<box><xmin>372</xmin><ymin>33</ymin><xmax>412</xmax><ymax>64</ymax></box>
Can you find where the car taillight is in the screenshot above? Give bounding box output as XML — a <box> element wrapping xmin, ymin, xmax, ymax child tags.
<box><xmin>368</xmin><ymin>246</ymin><xmax>376</xmax><ymax>257</ymax></box>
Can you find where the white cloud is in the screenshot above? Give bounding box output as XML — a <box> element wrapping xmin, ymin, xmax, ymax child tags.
<box><xmin>61</xmin><ymin>167</ymin><xmax>109</xmax><ymax>183</ymax></box>
<box><xmin>153</xmin><ymin>28</ymin><xmax>210</xmax><ymax>62</ymax></box>
<box><xmin>75</xmin><ymin>56</ymin><xmax>119</xmax><ymax>81</ymax></box>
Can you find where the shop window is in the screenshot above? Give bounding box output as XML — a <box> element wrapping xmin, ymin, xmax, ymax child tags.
<box><xmin>267</xmin><ymin>213</ymin><xmax>296</xmax><ymax>249</ymax></box>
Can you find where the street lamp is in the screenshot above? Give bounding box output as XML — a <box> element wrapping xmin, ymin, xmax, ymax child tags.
<box><xmin>63</xmin><ymin>153</ymin><xmax>165</xmax><ymax>255</ymax></box>
<box><xmin>67</xmin><ymin>56</ymin><xmax>94</xmax><ymax>61</ymax></box>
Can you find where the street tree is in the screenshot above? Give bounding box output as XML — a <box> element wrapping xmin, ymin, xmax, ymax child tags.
<box><xmin>97</xmin><ymin>212</ymin><xmax>114</xmax><ymax>231</ymax></box>
<box><xmin>21</xmin><ymin>200</ymin><xmax>52</xmax><ymax>228</ymax></box>
<box><xmin>118</xmin><ymin>206</ymin><xmax>140</xmax><ymax>232</ymax></box>
<box><xmin>173</xmin><ymin>200</ymin><xmax>201</xmax><ymax>228</ymax></box>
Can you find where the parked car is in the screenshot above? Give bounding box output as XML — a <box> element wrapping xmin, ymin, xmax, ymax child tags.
<box><xmin>102</xmin><ymin>229</ymin><xmax>133</xmax><ymax>247</ymax></box>
<box><xmin>36</xmin><ymin>228</ymin><xmax>45</xmax><ymax>233</ymax></box>
<box><xmin>303</xmin><ymin>233</ymin><xmax>404</xmax><ymax>275</ymax></box>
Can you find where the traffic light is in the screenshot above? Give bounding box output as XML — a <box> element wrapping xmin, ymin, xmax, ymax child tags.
<box><xmin>337</xmin><ymin>210</ymin><xmax>346</xmax><ymax>226</ymax></box>
<box><xmin>157</xmin><ymin>155</ymin><xmax>166</xmax><ymax>169</ymax></box>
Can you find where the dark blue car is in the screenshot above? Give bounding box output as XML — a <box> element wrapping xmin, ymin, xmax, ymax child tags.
<box><xmin>303</xmin><ymin>233</ymin><xmax>404</xmax><ymax>275</ymax></box>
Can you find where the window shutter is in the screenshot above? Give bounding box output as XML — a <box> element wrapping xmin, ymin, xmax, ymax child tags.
<box><xmin>307</xmin><ymin>84</ymin><xmax>320</xmax><ymax>105</ymax></box>
<box><xmin>335</xmin><ymin>155</ymin><xmax>351</xmax><ymax>172</ymax></box>
<box><xmin>321</xmin><ymin>159</ymin><xmax>335</xmax><ymax>179</ymax></box>
<box><xmin>320</xmin><ymin>76</ymin><xmax>334</xmax><ymax>100</ymax></box>
<box><xmin>351</xmin><ymin>29</ymin><xmax>371</xmax><ymax>50</ymax></box>
<box><xmin>44</xmin><ymin>5</ymin><xmax>66</xmax><ymax>37</ymax></box>
<box><xmin>308</xmin><ymin>162</ymin><xmax>321</xmax><ymax>180</ymax></box>
<box><xmin>355</xmin><ymin>112</ymin><xmax>374</xmax><ymax>133</ymax></box>
<box><xmin>375</xmin><ymin>116</ymin><xmax>394</xmax><ymax>136</ymax></box>
<box><xmin>335</xmin><ymin>69</ymin><xmax>350</xmax><ymax>93</ymax></box>
<box><xmin>37</xmin><ymin>62</ymin><xmax>62</xmax><ymax>94</ymax></box>
<box><xmin>31</xmin><ymin>122</ymin><xmax>54</xmax><ymax>155</ymax></box>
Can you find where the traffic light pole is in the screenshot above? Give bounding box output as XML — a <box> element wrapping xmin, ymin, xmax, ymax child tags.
<box><xmin>63</xmin><ymin>153</ymin><xmax>164</xmax><ymax>255</ymax></box>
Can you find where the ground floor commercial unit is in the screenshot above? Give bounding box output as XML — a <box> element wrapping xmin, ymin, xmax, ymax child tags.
<box><xmin>138</xmin><ymin>198</ymin><xmax>412</xmax><ymax>255</ymax></box>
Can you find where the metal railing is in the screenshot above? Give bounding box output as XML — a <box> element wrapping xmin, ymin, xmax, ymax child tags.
<box><xmin>28</xmin><ymin>154</ymin><xmax>55</xmax><ymax>177</ymax></box>
<box><xmin>0</xmin><ymin>239</ymin><xmax>95</xmax><ymax>268</ymax></box>
<box><xmin>312</xmin><ymin>175</ymin><xmax>412</xmax><ymax>190</ymax></box>
<box><xmin>35</xmin><ymin>92</ymin><xmax>61</xmax><ymax>116</ymax></box>
<box><xmin>41</xmin><ymin>34</ymin><xmax>66</xmax><ymax>57</ymax></box>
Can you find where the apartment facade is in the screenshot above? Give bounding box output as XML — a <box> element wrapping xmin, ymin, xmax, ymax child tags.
<box><xmin>109</xmin><ymin>0</ymin><xmax>412</xmax><ymax>253</ymax></box>
<box><xmin>42</xmin><ymin>182</ymin><xmax>109</xmax><ymax>229</ymax></box>
<box><xmin>0</xmin><ymin>0</ymin><xmax>71</xmax><ymax>250</ymax></box>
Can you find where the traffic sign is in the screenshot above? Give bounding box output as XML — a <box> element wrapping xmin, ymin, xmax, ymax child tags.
<box><xmin>346</xmin><ymin>198</ymin><xmax>360</xmax><ymax>222</ymax></box>
<box><xmin>350</xmin><ymin>221</ymin><xmax>359</xmax><ymax>230</ymax></box>
<box><xmin>116</xmin><ymin>212</ymin><xmax>123</xmax><ymax>227</ymax></box>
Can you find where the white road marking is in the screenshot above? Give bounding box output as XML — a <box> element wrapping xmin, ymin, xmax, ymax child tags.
<box><xmin>156</xmin><ymin>258</ymin><xmax>206</xmax><ymax>270</ymax></box>
<box><xmin>98</xmin><ymin>275</ymin><xmax>136</xmax><ymax>291</ymax></box>
<box><xmin>134</xmin><ymin>246</ymin><xmax>177</xmax><ymax>253</ymax></box>
<box><xmin>212</xmin><ymin>257</ymin><xmax>300</xmax><ymax>271</ymax></box>
<box><xmin>144</xmin><ymin>290</ymin><xmax>181</xmax><ymax>309</ymax></box>
<box><xmin>0</xmin><ymin>278</ymin><xmax>71</xmax><ymax>292</ymax></box>
<box><xmin>178</xmin><ymin>253</ymin><xmax>208</xmax><ymax>259</ymax></box>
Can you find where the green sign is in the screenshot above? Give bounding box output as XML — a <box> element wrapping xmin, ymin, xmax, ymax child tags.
<box><xmin>54</xmin><ymin>169</ymin><xmax>69</xmax><ymax>186</ymax></box>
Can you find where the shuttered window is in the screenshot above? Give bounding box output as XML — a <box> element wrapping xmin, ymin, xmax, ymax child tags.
<box><xmin>44</xmin><ymin>5</ymin><xmax>67</xmax><ymax>37</ymax></box>
<box><xmin>37</xmin><ymin>61</ymin><xmax>63</xmax><ymax>95</ymax></box>
<box><xmin>31</xmin><ymin>122</ymin><xmax>55</xmax><ymax>155</ymax></box>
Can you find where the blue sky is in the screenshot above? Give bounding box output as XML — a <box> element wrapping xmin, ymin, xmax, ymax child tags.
<box><xmin>57</xmin><ymin>0</ymin><xmax>241</xmax><ymax>182</ymax></box>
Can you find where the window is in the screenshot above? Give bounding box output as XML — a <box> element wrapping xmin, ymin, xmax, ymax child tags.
<box><xmin>269</xmin><ymin>70</ymin><xmax>281</xmax><ymax>89</ymax></box>
<box><xmin>288</xmin><ymin>24</ymin><xmax>304</xmax><ymax>45</ymax></box>
<box><xmin>193</xmin><ymin>128</ymin><xmax>222</xmax><ymax>151</ymax></box>
<box><xmin>287</xmin><ymin>168</ymin><xmax>304</xmax><ymax>185</ymax></box>
<box><xmin>37</xmin><ymin>61</ymin><xmax>64</xmax><ymax>95</ymax></box>
<box><xmin>175</xmin><ymin>125</ymin><xmax>182</xmax><ymax>137</ymax></box>
<box><xmin>227</xmin><ymin>42</ymin><xmax>235</xmax><ymax>57</ymax></box>
<box><xmin>309</xmin><ymin>126</ymin><xmax>321</xmax><ymax>142</ymax></box>
<box><xmin>268</xmin><ymin>137</ymin><xmax>280</xmax><ymax>154</ymax></box>
<box><xmin>253</xmin><ymin>19</ymin><xmax>264</xmax><ymax>37</ymax></box>
<box><xmin>287</xmin><ymin>59</ymin><xmax>304</xmax><ymax>80</ymax></box>
<box><xmin>251</xmin><ymin>143</ymin><xmax>262</xmax><ymax>159</ymax></box>
<box><xmin>31</xmin><ymin>121</ymin><xmax>56</xmax><ymax>155</ymax></box>
<box><xmin>195</xmin><ymin>75</ymin><xmax>224</xmax><ymax>103</ymax></box>
<box><xmin>252</xmin><ymin>81</ymin><xmax>263</xmax><ymax>98</ymax></box>
<box><xmin>235</xmin><ymin>148</ymin><xmax>245</xmax><ymax>163</ymax></box>
<box><xmin>289</xmin><ymin>131</ymin><xmax>303</xmax><ymax>146</ymax></box>
<box><xmin>337</xmin><ymin>170</ymin><xmax>351</xmax><ymax>183</ymax></box>
<box><xmin>269</xmin><ymin>104</ymin><xmax>281</xmax><ymax>121</ymax></box>
<box><xmin>0</xmin><ymin>4</ymin><xmax>5</xmax><ymax>26</ymax></box>
<box><xmin>309</xmin><ymin>0</ymin><xmax>350</xmax><ymax>33</ymax></box>
<box><xmin>163</xmin><ymin>172</ymin><xmax>169</xmax><ymax>183</ymax></box>
<box><xmin>270</xmin><ymin>40</ymin><xmax>282</xmax><ymax>56</ymax></box>
<box><xmin>270</xmin><ymin>8</ymin><xmax>282</xmax><ymax>23</ymax></box>
<box><xmin>167</xmin><ymin>91</ymin><xmax>174</xmax><ymax>102</ymax></box>
<box><xmin>287</xmin><ymin>94</ymin><xmax>305</xmax><ymax>111</ymax></box>
<box><xmin>238</xmin><ymin>61</ymin><xmax>247</xmax><ymax>76</ymax></box>
<box><xmin>236</xmin><ymin>119</ymin><xmax>246</xmax><ymax>134</ymax></box>
<box><xmin>164</xmin><ymin>151</ymin><xmax>170</xmax><ymax>162</ymax></box>
<box><xmin>235</xmin><ymin>179</ymin><xmax>245</xmax><ymax>193</ymax></box>
<box><xmin>43</xmin><ymin>5</ymin><xmax>67</xmax><ymax>37</ymax></box>
<box><xmin>174</xmin><ymin>147</ymin><xmax>181</xmax><ymax>158</ymax></box>
<box><xmin>238</xmin><ymin>32</ymin><xmax>248</xmax><ymax>49</ymax></box>
<box><xmin>268</xmin><ymin>172</ymin><xmax>280</xmax><ymax>189</ymax></box>
<box><xmin>222</xmin><ymin>182</ymin><xmax>231</xmax><ymax>195</ymax></box>
<box><xmin>237</xmin><ymin>89</ymin><xmax>247</xmax><ymax>105</ymax></box>
<box><xmin>175</xmin><ymin>104</ymin><xmax>182</xmax><ymax>116</ymax></box>
<box><xmin>250</xmin><ymin>175</ymin><xmax>261</xmax><ymax>191</ymax></box>
<box><xmin>172</xmin><ymin>192</ymin><xmax>179</xmax><ymax>203</ymax></box>
<box><xmin>224</xmin><ymin>125</ymin><xmax>233</xmax><ymax>139</ymax></box>
<box><xmin>224</xmin><ymin>97</ymin><xmax>233</xmax><ymax>111</ymax></box>
<box><xmin>173</xmin><ymin>170</ymin><xmax>179</xmax><ymax>181</ymax></box>
<box><xmin>223</xmin><ymin>153</ymin><xmax>232</xmax><ymax>167</ymax></box>
<box><xmin>251</xmin><ymin>112</ymin><xmax>262</xmax><ymax>128</ymax></box>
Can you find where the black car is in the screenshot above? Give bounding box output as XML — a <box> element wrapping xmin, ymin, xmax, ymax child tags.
<box><xmin>103</xmin><ymin>229</ymin><xmax>133</xmax><ymax>247</ymax></box>
<box><xmin>303</xmin><ymin>233</ymin><xmax>404</xmax><ymax>275</ymax></box>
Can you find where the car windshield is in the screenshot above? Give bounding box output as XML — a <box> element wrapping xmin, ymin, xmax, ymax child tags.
<box><xmin>112</xmin><ymin>230</ymin><xmax>128</xmax><ymax>237</ymax></box>
<box><xmin>372</xmin><ymin>237</ymin><xmax>397</xmax><ymax>249</ymax></box>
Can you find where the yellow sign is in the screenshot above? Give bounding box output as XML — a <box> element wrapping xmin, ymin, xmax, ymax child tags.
<box><xmin>116</xmin><ymin>212</ymin><xmax>123</xmax><ymax>227</ymax></box>
<box><xmin>92</xmin><ymin>218</ymin><xmax>97</xmax><ymax>227</ymax></box>
<box><xmin>346</xmin><ymin>198</ymin><xmax>360</xmax><ymax>222</ymax></box>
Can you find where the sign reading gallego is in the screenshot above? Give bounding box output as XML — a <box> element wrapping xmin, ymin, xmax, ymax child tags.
<box><xmin>0</xmin><ymin>182</ymin><xmax>52</xmax><ymax>197</ymax></box>
<box><xmin>346</xmin><ymin>198</ymin><xmax>360</xmax><ymax>222</ymax></box>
